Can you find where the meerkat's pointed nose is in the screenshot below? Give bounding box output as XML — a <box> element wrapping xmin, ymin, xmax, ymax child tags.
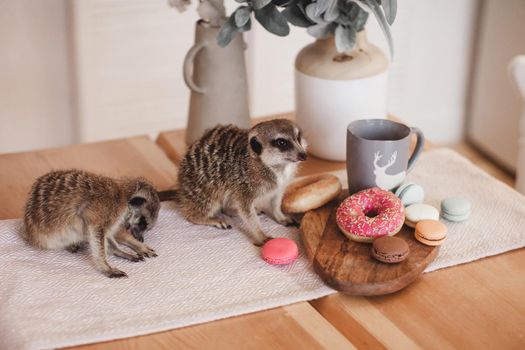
<box><xmin>298</xmin><ymin>152</ymin><xmax>307</xmax><ymax>161</ymax></box>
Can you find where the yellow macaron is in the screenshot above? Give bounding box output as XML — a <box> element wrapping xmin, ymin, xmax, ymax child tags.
<box><xmin>405</xmin><ymin>203</ymin><xmax>440</xmax><ymax>228</ymax></box>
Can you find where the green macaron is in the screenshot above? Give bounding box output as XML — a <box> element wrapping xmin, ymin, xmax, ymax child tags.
<box><xmin>394</xmin><ymin>183</ymin><xmax>425</xmax><ymax>206</ymax></box>
<box><xmin>440</xmin><ymin>197</ymin><xmax>471</xmax><ymax>222</ymax></box>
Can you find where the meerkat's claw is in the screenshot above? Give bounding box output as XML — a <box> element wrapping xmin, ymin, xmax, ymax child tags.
<box><xmin>213</xmin><ymin>220</ymin><xmax>232</xmax><ymax>230</ymax></box>
<box><xmin>106</xmin><ymin>269</ymin><xmax>128</xmax><ymax>278</ymax></box>
<box><xmin>285</xmin><ymin>219</ymin><xmax>300</xmax><ymax>228</ymax></box>
<box><xmin>276</xmin><ymin>215</ymin><xmax>299</xmax><ymax>228</ymax></box>
<box><xmin>66</xmin><ymin>243</ymin><xmax>84</xmax><ymax>253</ymax></box>
<box><xmin>117</xmin><ymin>252</ymin><xmax>144</xmax><ymax>262</ymax></box>
<box><xmin>254</xmin><ymin>236</ymin><xmax>273</xmax><ymax>247</ymax></box>
<box><xmin>130</xmin><ymin>255</ymin><xmax>144</xmax><ymax>262</ymax></box>
<box><xmin>137</xmin><ymin>245</ymin><xmax>157</xmax><ymax>258</ymax></box>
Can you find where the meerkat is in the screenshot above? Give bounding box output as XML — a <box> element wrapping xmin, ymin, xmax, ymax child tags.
<box><xmin>160</xmin><ymin>119</ymin><xmax>307</xmax><ymax>246</ymax></box>
<box><xmin>22</xmin><ymin>169</ymin><xmax>160</xmax><ymax>278</ymax></box>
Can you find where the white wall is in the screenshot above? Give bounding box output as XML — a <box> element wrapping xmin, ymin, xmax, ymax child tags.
<box><xmin>382</xmin><ymin>0</ymin><xmax>478</xmax><ymax>144</ymax></box>
<box><xmin>0</xmin><ymin>0</ymin><xmax>73</xmax><ymax>153</ymax></box>
<box><xmin>0</xmin><ymin>0</ymin><xmax>478</xmax><ymax>153</ymax></box>
<box><xmin>468</xmin><ymin>0</ymin><xmax>525</xmax><ymax>171</ymax></box>
<box><xmin>71</xmin><ymin>0</ymin><xmax>199</xmax><ymax>142</ymax></box>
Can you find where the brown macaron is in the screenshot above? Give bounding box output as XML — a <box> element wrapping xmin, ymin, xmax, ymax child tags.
<box><xmin>371</xmin><ymin>236</ymin><xmax>410</xmax><ymax>264</ymax></box>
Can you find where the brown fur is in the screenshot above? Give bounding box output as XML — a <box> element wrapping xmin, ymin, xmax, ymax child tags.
<box><xmin>22</xmin><ymin>169</ymin><xmax>160</xmax><ymax>278</ymax></box>
<box><xmin>172</xmin><ymin>119</ymin><xmax>307</xmax><ymax>246</ymax></box>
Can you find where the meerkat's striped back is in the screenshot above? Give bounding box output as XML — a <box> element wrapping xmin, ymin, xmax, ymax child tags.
<box><xmin>172</xmin><ymin>119</ymin><xmax>307</xmax><ymax>245</ymax></box>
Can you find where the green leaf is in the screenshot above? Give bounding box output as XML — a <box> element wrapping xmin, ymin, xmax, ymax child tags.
<box><xmin>273</xmin><ymin>0</ymin><xmax>294</xmax><ymax>5</ymax></box>
<box><xmin>252</xmin><ymin>0</ymin><xmax>272</xmax><ymax>10</ymax></box>
<box><xmin>335</xmin><ymin>25</ymin><xmax>356</xmax><ymax>52</ymax></box>
<box><xmin>307</xmin><ymin>22</ymin><xmax>335</xmax><ymax>38</ymax></box>
<box><xmin>360</xmin><ymin>0</ymin><xmax>394</xmax><ymax>57</ymax></box>
<box><xmin>314</xmin><ymin>0</ymin><xmax>331</xmax><ymax>17</ymax></box>
<box><xmin>282</xmin><ymin>5</ymin><xmax>313</xmax><ymax>27</ymax></box>
<box><xmin>254</xmin><ymin>4</ymin><xmax>290</xmax><ymax>36</ymax></box>
<box><xmin>381</xmin><ymin>0</ymin><xmax>397</xmax><ymax>25</ymax></box>
<box><xmin>350</xmin><ymin>5</ymin><xmax>369</xmax><ymax>31</ymax></box>
<box><xmin>234</xmin><ymin>6</ymin><xmax>252</xmax><ymax>27</ymax></box>
<box><xmin>238</xmin><ymin>18</ymin><xmax>252</xmax><ymax>32</ymax></box>
<box><xmin>324</xmin><ymin>0</ymin><xmax>339</xmax><ymax>22</ymax></box>
<box><xmin>217</xmin><ymin>16</ymin><xmax>239</xmax><ymax>47</ymax></box>
<box><xmin>305</xmin><ymin>3</ymin><xmax>319</xmax><ymax>22</ymax></box>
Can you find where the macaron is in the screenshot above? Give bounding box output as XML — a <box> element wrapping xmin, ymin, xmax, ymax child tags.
<box><xmin>261</xmin><ymin>238</ymin><xmax>299</xmax><ymax>265</ymax></box>
<box><xmin>394</xmin><ymin>183</ymin><xmax>425</xmax><ymax>206</ymax></box>
<box><xmin>405</xmin><ymin>203</ymin><xmax>440</xmax><ymax>228</ymax></box>
<box><xmin>441</xmin><ymin>197</ymin><xmax>472</xmax><ymax>222</ymax></box>
<box><xmin>414</xmin><ymin>219</ymin><xmax>447</xmax><ymax>246</ymax></box>
<box><xmin>371</xmin><ymin>236</ymin><xmax>409</xmax><ymax>264</ymax></box>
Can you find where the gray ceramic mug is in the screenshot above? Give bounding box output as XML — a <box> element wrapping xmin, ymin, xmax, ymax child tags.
<box><xmin>347</xmin><ymin>119</ymin><xmax>425</xmax><ymax>194</ymax></box>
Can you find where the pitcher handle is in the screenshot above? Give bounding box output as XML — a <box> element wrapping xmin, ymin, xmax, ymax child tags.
<box><xmin>183</xmin><ymin>43</ymin><xmax>206</xmax><ymax>94</ymax></box>
<box><xmin>407</xmin><ymin>127</ymin><xmax>425</xmax><ymax>172</ymax></box>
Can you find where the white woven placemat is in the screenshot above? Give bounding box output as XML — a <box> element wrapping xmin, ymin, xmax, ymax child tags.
<box><xmin>1</xmin><ymin>147</ymin><xmax>524</xmax><ymax>349</ymax></box>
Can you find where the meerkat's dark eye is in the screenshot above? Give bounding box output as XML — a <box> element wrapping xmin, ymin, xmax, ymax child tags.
<box><xmin>129</xmin><ymin>196</ymin><xmax>146</xmax><ymax>207</ymax></box>
<box><xmin>272</xmin><ymin>138</ymin><xmax>292</xmax><ymax>151</ymax></box>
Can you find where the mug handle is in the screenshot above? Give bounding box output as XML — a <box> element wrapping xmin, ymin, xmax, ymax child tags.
<box><xmin>407</xmin><ymin>127</ymin><xmax>425</xmax><ymax>172</ymax></box>
<box><xmin>183</xmin><ymin>42</ymin><xmax>206</xmax><ymax>94</ymax></box>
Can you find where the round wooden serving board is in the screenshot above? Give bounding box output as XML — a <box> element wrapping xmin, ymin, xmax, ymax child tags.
<box><xmin>299</xmin><ymin>192</ymin><xmax>439</xmax><ymax>296</ymax></box>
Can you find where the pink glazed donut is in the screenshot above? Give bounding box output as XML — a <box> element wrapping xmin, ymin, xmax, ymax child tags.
<box><xmin>336</xmin><ymin>187</ymin><xmax>405</xmax><ymax>243</ymax></box>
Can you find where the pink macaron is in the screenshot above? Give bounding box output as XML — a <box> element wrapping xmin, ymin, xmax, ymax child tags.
<box><xmin>261</xmin><ymin>238</ymin><xmax>299</xmax><ymax>265</ymax></box>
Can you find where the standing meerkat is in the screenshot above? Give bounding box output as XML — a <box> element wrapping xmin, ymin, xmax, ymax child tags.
<box><xmin>22</xmin><ymin>170</ymin><xmax>160</xmax><ymax>278</ymax></box>
<box><xmin>161</xmin><ymin>119</ymin><xmax>307</xmax><ymax>246</ymax></box>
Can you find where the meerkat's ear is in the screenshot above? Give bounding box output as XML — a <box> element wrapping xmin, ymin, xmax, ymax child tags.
<box><xmin>129</xmin><ymin>196</ymin><xmax>146</xmax><ymax>207</ymax></box>
<box><xmin>249</xmin><ymin>136</ymin><xmax>262</xmax><ymax>155</ymax></box>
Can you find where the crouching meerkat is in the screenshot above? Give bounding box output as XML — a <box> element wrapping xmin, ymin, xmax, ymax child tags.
<box><xmin>160</xmin><ymin>119</ymin><xmax>307</xmax><ymax>246</ymax></box>
<box><xmin>22</xmin><ymin>170</ymin><xmax>160</xmax><ymax>278</ymax></box>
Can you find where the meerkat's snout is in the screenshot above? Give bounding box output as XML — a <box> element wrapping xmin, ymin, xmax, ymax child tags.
<box><xmin>126</xmin><ymin>218</ymin><xmax>147</xmax><ymax>242</ymax></box>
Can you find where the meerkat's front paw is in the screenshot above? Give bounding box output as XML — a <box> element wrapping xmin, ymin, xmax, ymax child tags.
<box><xmin>214</xmin><ymin>220</ymin><xmax>232</xmax><ymax>230</ymax></box>
<box><xmin>276</xmin><ymin>215</ymin><xmax>300</xmax><ymax>228</ymax></box>
<box><xmin>105</xmin><ymin>268</ymin><xmax>128</xmax><ymax>278</ymax></box>
<box><xmin>137</xmin><ymin>244</ymin><xmax>158</xmax><ymax>258</ymax></box>
<box><xmin>66</xmin><ymin>243</ymin><xmax>85</xmax><ymax>253</ymax></box>
<box><xmin>128</xmin><ymin>254</ymin><xmax>145</xmax><ymax>262</ymax></box>
<box><xmin>253</xmin><ymin>236</ymin><xmax>273</xmax><ymax>247</ymax></box>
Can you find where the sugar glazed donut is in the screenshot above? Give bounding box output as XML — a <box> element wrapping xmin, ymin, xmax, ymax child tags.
<box><xmin>282</xmin><ymin>174</ymin><xmax>342</xmax><ymax>213</ymax></box>
<box><xmin>336</xmin><ymin>187</ymin><xmax>405</xmax><ymax>243</ymax></box>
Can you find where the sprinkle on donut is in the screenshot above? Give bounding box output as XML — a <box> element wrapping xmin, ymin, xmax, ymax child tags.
<box><xmin>336</xmin><ymin>188</ymin><xmax>405</xmax><ymax>243</ymax></box>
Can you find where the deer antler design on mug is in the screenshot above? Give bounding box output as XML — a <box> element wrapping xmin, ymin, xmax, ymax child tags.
<box><xmin>373</xmin><ymin>151</ymin><xmax>406</xmax><ymax>190</ymax></box>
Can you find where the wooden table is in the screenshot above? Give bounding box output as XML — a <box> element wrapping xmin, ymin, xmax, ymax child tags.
<box><xmin>1</xmin><ymin>116</ymin><xmax>524</xmax><ymax>349</ymax></box>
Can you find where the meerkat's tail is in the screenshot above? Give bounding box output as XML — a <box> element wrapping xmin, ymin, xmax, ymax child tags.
<box><xmin>157</xmin><ymin>189</ymin><xmax>179</xmax><ymax>202</ymax></box>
